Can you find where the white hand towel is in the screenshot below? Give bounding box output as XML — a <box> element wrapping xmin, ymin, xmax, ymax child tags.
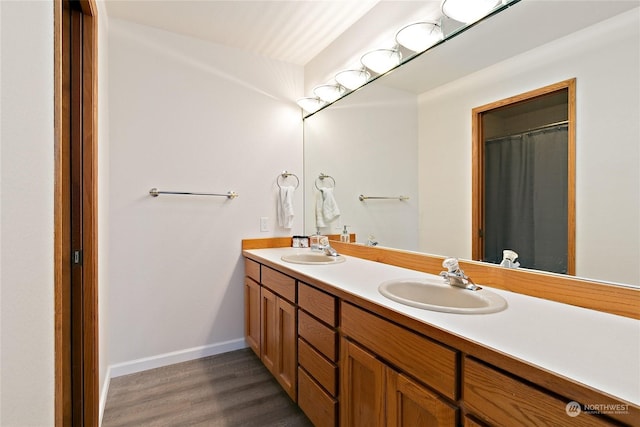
<box><xmin>315</xmin><ymin>190</ymin><xmax>326</xmax><ymax>228</ymax></box>
<box><xmin>277</xmin><ymin>185</ymin><xmax>295</xmax><ymax>229</ymax></box>
<box><xmin>321</xmin><ymin>188</ymin><xmax>340</xmax><ymax>223</ymax></box>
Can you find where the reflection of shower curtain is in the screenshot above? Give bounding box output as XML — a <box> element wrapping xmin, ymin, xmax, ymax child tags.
<box><xmin>484</xmin><ymin>125</ymin><xmax>568</xmax><ymax>273</ymax></box>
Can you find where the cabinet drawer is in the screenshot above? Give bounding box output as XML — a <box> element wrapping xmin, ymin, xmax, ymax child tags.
<box><xmin>298</xmin><ymin>282</ymin><xmax>337</xmax><ymax>326</ymax></box>
<box><xmin>341</xmin><ymin>302</ymin><xmax>458</xmax><ymax>400</ymax></box>
<box><xmin>298</xmin><ymin>367</ymin><xmax>337</xmax><ymax>427</ymax></box>
<box><xmin>245</xmin><ymin>258</ymin><xmax>260</xmax><ymax>283</ymax></box>
<box><xmin>262</xmin><ymin>266</ymin><xmax>295</xmax><ymax>302</ymax></box>
<box><xmin>298</xmin><ymin>310</ymin><xmax>337</xmax><ymax>361</ymax></box>
<box><xmin>464</xmin><ymin>357</ymin><xmax>612</xmax><ymax>427</ymax></box>
<box><xmin>298</xmin><ymin>338</ymin><xmax>337</xmax><ymax>396</ymax></box>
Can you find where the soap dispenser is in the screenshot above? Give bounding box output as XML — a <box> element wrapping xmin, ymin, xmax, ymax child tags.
<box><xmin>340</xmin><ymin>225</ymin><xmax>350</xmax><ymax>243</ymax></box>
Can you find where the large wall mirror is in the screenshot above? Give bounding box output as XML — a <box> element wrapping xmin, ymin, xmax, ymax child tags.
<box><xmin>303</xmin><ymin>1</ymin><xmax>640</xmax><ymax>287</ymax></box>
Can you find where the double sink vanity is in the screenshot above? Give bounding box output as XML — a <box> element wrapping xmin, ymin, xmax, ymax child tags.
<box><xmin>242</xmin><ymin>238</ymin><xmax>639</xmax><ymax>426</ymax></box>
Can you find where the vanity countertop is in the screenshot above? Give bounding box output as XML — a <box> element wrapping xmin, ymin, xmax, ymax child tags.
<box><xmin>244</xmin><ymin>247</ymin><xmax>640</xmax><ymax>407</ymax></box>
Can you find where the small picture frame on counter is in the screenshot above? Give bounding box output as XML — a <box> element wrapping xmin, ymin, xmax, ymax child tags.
<box><xmin>292</xmin><ymin>236</ymin><xmax>309</xmax><ymax>248</ymax></box>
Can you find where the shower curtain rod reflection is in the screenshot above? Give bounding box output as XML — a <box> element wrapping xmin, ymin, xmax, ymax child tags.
<box><xmin>149</xmin><ymin>188</ymin><xmax>239</xmax><ymax>199</ymax></box>
<box><xmin>486</xmin><ymin>120</ymin><xmax>569</xmax><ymax>142</ymax></box>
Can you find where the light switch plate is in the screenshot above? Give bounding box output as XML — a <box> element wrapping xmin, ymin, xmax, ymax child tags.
<box><xmin>260</xmin><ymin>217</ymin><xmax>269</xmax><ymax>232</ymax></box>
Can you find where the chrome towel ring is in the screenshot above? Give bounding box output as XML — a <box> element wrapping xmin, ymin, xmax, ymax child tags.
<box><xmin>315</xmin><ymin>173</ymin><xmax>335</xmax><ymax>190</ymax></box>
<box><xmin>277</xmin><ymin>171</ymin><xmax>299</xmax><ymax>189</ymax></box>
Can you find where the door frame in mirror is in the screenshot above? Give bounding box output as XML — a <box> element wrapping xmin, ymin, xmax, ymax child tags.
<box><xmin>471</xmin><ymin>78</ymin><xmax>576</xmax><ymax>275</ymax></box>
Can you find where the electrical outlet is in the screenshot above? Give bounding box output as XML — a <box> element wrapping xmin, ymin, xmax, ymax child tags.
<box><xmin>260</xmin><ymin>217</ymin><xmax>269</xmax><ymax>232</ymax></box>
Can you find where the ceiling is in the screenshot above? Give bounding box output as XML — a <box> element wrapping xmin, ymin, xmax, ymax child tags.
<box><xmin>103</xmin><ymin>0</ymin><xmax>388</xmax><ymax>66</ymax></box>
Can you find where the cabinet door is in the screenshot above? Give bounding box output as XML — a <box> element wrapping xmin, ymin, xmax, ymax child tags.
<box><xmin>244</xmin><ymin>278</ymin><xmax>260</xmax><ymax>356</ymax></box>
<box><xmin>275</xmin><ymin>297</ymin><xmax>296</xmax><ymax>401</ymax></box>
<box><xmin>387</xmin><ymin>370</ymin><xmax>457</xmax><ymax>427</ymax></box>
<box><xmin>261</xmin><ymin>287</ymin><xmax>277</xmax><ymax>374</ymax></box>
<box><xmin>340</xmin><ymin>338</ymin><xmax>386</xmax><ymax>427</ymax></box>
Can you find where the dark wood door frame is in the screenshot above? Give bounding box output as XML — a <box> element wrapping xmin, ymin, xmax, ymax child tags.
<box><xmin>54</xmin><ymin>0</ymin><xmax>99</xmax><ymax>425</ymax></box>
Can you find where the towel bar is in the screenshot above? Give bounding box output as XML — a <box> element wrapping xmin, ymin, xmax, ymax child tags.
<box><xmin>359</xmin><ymin>194</ymin><xmax>409</xmax><ymax>201</ymax></box>
<box><xmin>149</xmin><ymin>188</ymin><xmax>239</xmax><ymax>199</ymax></box>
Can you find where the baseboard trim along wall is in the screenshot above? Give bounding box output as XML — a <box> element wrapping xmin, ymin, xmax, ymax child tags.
<box><xmin>108</xmin><ymin>338</ymin><xmax>248</xmax><ymax>379</ymax></box>
<box><xmin>99</xmin><ymin>366</ymin><xmax>112</xmax><ymax>426</ymax></box>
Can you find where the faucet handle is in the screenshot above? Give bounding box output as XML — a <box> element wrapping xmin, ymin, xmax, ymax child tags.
<box><xmin>442</xmin><ymin>257</ymin><xmax>460</xmax><ymax>273</ymax></box>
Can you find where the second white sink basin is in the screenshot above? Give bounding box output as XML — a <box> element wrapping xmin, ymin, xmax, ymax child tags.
<box><xmin>281</xmin><ymin>252</ymin><xmax>346</xmax><ymax>265</ymax></box>
<box><xmin>379</xmin><ymin>278</ymin><xmax>507</xmax><ymax>314</ymax></box>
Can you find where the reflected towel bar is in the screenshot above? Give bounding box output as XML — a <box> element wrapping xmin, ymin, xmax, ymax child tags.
<box><xmin>359</xmin><ymin>194</ymin><xmax>409</xmax><ymax>201</ymax></box>
<box><xmin>149</xmin><ymin>188</ymin><xmax>239</xmax><ymax>199</ymax></box>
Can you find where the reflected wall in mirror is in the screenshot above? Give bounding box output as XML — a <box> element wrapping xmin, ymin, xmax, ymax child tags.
<box><xmin>304</xmin><ymin>84</ymin><xmax>420</xmax><ymax>250</ymax></box>
<box><xmin>303</xmin><ymin>1</ymin><xmax>640</xmax><ymax>286</ymax></box>
<box><xmin>472</xmin><ymin>79</ymin><xmax>576</xmax><ymax>275</ymax></box>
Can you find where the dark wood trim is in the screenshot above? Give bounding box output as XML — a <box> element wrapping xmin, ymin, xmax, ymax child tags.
<box><xmin>81</xmin><ymin>6</ymin><xmax>99</xmax><ymax>425</ymax></box>
<box><xmin>54</xmin><ymin>2</ymin><xmax>72</xmax><ymax>424</ymax></box>
<box><xmin>54</xmin><ymin>0</ymin><xmax>99</xmax><ymax>425</ymax></box>
<box><xmin>471</xmin><ymin>78</ymin><xmax>576</xmax><ymax>275</ymax></box>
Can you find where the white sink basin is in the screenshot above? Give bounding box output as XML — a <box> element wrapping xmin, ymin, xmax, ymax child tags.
<box><xmin>281</xmin><ymin>253</ymin><xmax>346</xmax><ymax>265</ymax></box>
<box><xmin>379</xmin><ymin>278</ymin><xmax>507</xmax><ymax>314</ymax></box>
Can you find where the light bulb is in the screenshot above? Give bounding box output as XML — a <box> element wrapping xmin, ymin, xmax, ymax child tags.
<box><xmin>361</xmin><ymin>49</ymin><xmax>402</xmax><ymax>74</ymax></box>
<box><xmin>313</xmin><ymin>84</ymin><xmax>347</xmax><ymax>103</ymax></box>
<box><xmin>335</xmin><ymin>69</ymin><xmax>371</xmax><ymax>90</ymax></box>
<box><xmin>395</xmin><ymin>22</ymin><xmax>443</xmax><ymax>52</ymax></box>
<box><xmin>296</xmin><ymin>97</ymin><xmax>326</xmax><ymax>114</ymax></box>
<box><xmin>441</xmin><ymin>0</ymin><xmax>501</xmax><ymax>24</ymax></box>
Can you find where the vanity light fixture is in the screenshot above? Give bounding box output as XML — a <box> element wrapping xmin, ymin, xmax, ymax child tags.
<box><xmin>441</xmin><ymin>0</ymin><xmax>501</xmax><ymax>24</ymax></box>
<box><xmin>395</xmin><ymin>22</ymin><xmax>444</xmax><ymax>53</ymax></box>
<box><xmin>296</xmin><ymin>97</ymin><xmax>326</xmax><ymax>114</ymax></box>
<box><xmin>360</xmin><ymin>48</ymin><xmax>402</xmax><ymax>75</ymax></box>
<box><xmin>313</xmin><ymin>84</ymin><xmax>347</xmax><ymax>103</ymax></box>
<box><xmin>335</xmin><ymin>69</ymin><xmax>371</xmax><ymax>90</ymax></box>
<box><xmin>296</xmin><ymin>0</ymin><xmax>514</xmax><ymax>115</ymax></box>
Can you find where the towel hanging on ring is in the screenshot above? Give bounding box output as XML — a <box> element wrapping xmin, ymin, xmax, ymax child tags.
<box><xmin>277</xmin><ymin>186</ymin><xmax>295</xmax><ymax>229</ymax></box>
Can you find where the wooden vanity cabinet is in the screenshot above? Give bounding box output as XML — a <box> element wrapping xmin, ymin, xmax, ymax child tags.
<box><xmin>244</xmin><ymin>256</ymin><xmax>635</xmax><ymax>427</ymax></box>
<box><xmin>386</xmin><ymin>369</ymin><xmax>458</xmax><ymax>426</ymax></box>
<box><xmin>340</xmin><ymin>338</ymin><xmax>386</xmax><ymax>427</ymax></box>
<box><xmin>341</xmin><ymin>338</ymin><xmax>457</xmax><ymax>427</ymax></box>
<box><xmin>244</xmin><ymin>259</ymin><xmax>261</xmax><ymax>356</ymax></box>
<box><xmin>243</xmin><ymin>259</ymin><xmax>297</xmax><ymax>401</ymax></box>
<box><xmin>244</xmin><ymin>277</ymin><xmax>260</xmax><ymax>356</ymax></box>
<box><xmin>463</xmin><ymin>357</ymin><xmax>614</xmax><ymax>427</ymax></box>
<box><xmin>341</xmin><ymin>303</ymin><xmax>458</xmax><ymax>427</ymax></box>
<box><xmin>297</xmin><ymin>282</ymin><xmax>339</xmax><ymax>427</ymax></box>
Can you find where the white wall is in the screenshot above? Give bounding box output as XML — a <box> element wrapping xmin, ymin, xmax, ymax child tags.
<box><xmin>0</xmin><ymin>1</ymin><xmax>55</xmax><ymax>425</ymax></box>
<box><xmin>418</xmin><ymin>10</ymin><xmax>640</xmax><ymax>285</ymax></box>
<box><xmin>108</xmin><ymin>19</ymin><xmax>303</xmax><ymax>372</ymax></box>
<box><xmin>96</xmin><ymin>0</ymin><xmax>112</xmax><ymax>419</ymax></box>
<box><xmin>304</xmin><ymin>84</ymin><xmax>419</xmax><ymax>249</ymax></box>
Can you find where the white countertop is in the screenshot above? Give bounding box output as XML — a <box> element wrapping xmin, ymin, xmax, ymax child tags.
<box><xmin>245</xmin><ymin>247</ymin><xmax>640</xmax><ymax>406</ymax></box>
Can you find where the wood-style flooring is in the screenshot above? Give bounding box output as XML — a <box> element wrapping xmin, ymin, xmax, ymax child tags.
<box><xmin>102</xmin><ymin>348</ymin><xmax>313</xmax><ymax>426</ymax></box>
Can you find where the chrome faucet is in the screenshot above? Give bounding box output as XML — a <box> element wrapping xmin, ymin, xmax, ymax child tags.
<box><xmin>439</xmin><ymin>258</ymin><xmax>482</xmax><ymax>291</ymax></box>
<box><xmin>311</xmin><ymin>233</ymin><xmax>339</xmax><ymax>257</ymax></box>
<box><xmin>322</xmin><ymin>244</ymin><xmax>339</xmax><ymax>257</ymax></box>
